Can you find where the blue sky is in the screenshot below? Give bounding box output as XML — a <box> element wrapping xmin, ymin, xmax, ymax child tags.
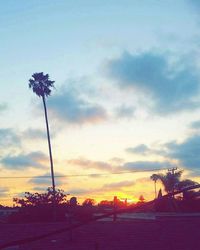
<box><xmin>0</xmin><ymin>0</ymin><xmax>200</xmax><ymax>204</ymax></box>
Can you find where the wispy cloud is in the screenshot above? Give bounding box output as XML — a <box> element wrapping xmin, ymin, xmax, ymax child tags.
<box><xmin>106</xmin><ymin>51</ymin><xmax>200</xmax><ymax>114</ymax></box>
<box><xmin>29</xmin><ymin>172</ymin><xmax>65</xmax><ymax>186</ymax></box>
<box><xmin>102</xmin><ymin>180</ymin><xmax>134</xmax><ymax>191</ymax></box>
<box><xmin>0</xmin><ymin>103</ymin><xmax>8</xmax><ymax>113</ymax></box>
<box><xmin>125</xmin><ymin>136</ymin><xmax>200</xmax><ymax>174</ymax></box>
<box><xmin>0</xmin><ymin>128</ymin><xmax>20</xmax><ymax>148</ymax></box>
<box><xmin>22</xmin><ymin>128</ymin><xmax>47</xmax><ymax>140</ymax></box>
<box><xmin>123</xmin><ymin>161</ymin><xmax>173</xmax><ymax>171</ymax></box>
<box><xmin>114</xmin><ymin>104</ymin><xmax>135</xmax><ymax>119</ymax></box>
<box><xmin>165</xmin><ymin>135</ymin><xmax>200</xmax><ymax>170</ymax></box>
<box><xmin>1</xmin><ymin>151</ymin><xmax>48</xmax><ymax>170</ymax></box>
<box><xmin>68</xmin><ymin>158</ymin><xmax>113</xmax><ymax>171</ymax></box>
<box><xmin>126</xmin><ymin>144</ymin><xmax>150</xmax><ymax>155</ymax></box>
<box><xmin>126</xmin><ymin>144</ymin><xmax>165</xmax><ymax>156</ymax></box>
<box><xmin>68</xmin><ymin>181</ymin><xmax>135</xmax><ymax>197</ymax></box>
<box><xmin>67</xmin><ymin>188</ymin><xmax>90</xmax><ymax>196</ymax></box>
<box><xmin>68</xmin><ymin>157</ymin><xmax>172</xmax><ymax>173</ymax></box>
<box><xmin>0</xmin><ymin>187</ymin><xmax>9</xmax><ymax>197</ymax></box>
<box><xmin>48</xmin><ymin>86</ymin><xmax>107</xmax><ymax>125</ymax></box>
<box><xmin>189</xmin><ymin>120</ymin><xmax>200</xmax><ymax>129</ymax></box>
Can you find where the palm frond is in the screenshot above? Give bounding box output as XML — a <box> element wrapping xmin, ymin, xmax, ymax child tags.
<box><xmin>29</xmin><ymin>72</ymin><xmax>55</xmax><ymax>97</ymax></box>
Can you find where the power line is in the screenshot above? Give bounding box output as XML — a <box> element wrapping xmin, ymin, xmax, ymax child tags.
<box><xmin>0</xmin><ymin>168</ymin><xmax>169</xmax><ymax>179</ymax></box>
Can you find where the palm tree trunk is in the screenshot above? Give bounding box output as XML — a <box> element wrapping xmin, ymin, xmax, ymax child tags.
<box><xmin>42</xmin><ymin>95</ymin><xmax>56</xmax><ymax>219</ymax></box>
<box><xmin>154</xmin><ymin>181</ymin><xmax>157</xmax><ymax>199</ymax></box>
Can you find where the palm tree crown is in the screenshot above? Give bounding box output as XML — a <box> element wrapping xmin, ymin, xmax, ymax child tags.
<box><xmin>153</xmin><ymin>170</ymin><xmax>183</xmax><ymax>194</ymax></box>
<box><xmin>29</xmin><ymin>72</ymin><xmax>55</xmax><ymax>98</ymax></box>
<box><xmin>150</xmin><ymin>174</ymin><xmax>159</xmax><ymax>183</ymax></box>
<box><xmin>160</xmin><ymin>170</ymin><xmax>182</xmax><ymax>193</ymax></box>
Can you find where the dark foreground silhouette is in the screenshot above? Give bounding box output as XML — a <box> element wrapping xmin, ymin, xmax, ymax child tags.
<box><xmin>0</xmin><ymin>176</ymin><xmax>199</xmax><ymax>249</ymax></box>
<box><xmin>0</xmin><ymin>216</ymin><xmax>200</xmax><ymax>250</ymax></box>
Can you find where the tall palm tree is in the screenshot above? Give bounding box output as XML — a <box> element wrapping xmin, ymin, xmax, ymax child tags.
<box><xmin>150</xmin><ymin>174</ymin><xmax>159</xmax><ymax>199</ymax></box>
<box><xmin>158</xmin><ymin>170</ymin><xmax>183</xmax><ymax>194</ymax></box>
<box><xmin>152</xmin><ymin>170</ymin><xmax>198</xmax><ymax>197</ymax></box>
<box><xmin>28</xmin><ymin>72</ymin><xmax>56</xmax><ymax>203</ymax></box>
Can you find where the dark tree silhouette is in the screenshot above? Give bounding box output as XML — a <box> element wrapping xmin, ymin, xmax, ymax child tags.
<box><xmin>69</xmin><ymin>197</ymin><xmax>78</xmax><ymax>207</ymax></box>
<box><xmin>98</xmin><ymin>200</ymin><xmax>113</xmax><ymax>208</ymax></box>
<box><xmin>82</xmin><ymin>198</ymin><xmax>96</xmax><ymax>207</ymax></box>
<box><xmin>13</xmin><ymin>188</ymin><xmax>67</xmax><ymax>207</ymax></box>
<box><xmin>151</xmin><ymin>170</ymin><xmax>198</xmax><ymax>196</ymax></box>
<box><xmin>138</xmin><ymin>195</ymin><xmax>145</xmax><ymax>203</ymax></box>
<box><xmin>150</xmin><ymin>174</ymin><xmax>159</xmax><ymax>198</ymax></box>
<box><xmin>12</xmin><ymin>188</ymin><xmax>67</xmax><ymax>222</ymax></box>
<box><xmin>176</xmin><ymin>179</ymin><xmax>198</xmax><ymax>191</ymax></box>
<box><xmin>151</xmin><ymin>170</ymin><xmax>182</xmax><ymax>194</ymax></box>
<box><xmin>28</xmin><ymin>73</ymin><xmax>56</xmax><ymax>205</ymax></box>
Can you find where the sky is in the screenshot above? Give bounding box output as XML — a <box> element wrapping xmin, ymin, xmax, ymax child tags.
<box><xmin>1</xmin><ymin>0</ymin><xmax>200</xmax><ymax>205</ymax></box>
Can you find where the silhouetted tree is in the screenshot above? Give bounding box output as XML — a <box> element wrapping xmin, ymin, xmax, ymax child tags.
<box><xmin>176</xmin><ymin>179</ymin><xmax>198</xmax><ymax>191</ymax></box>
<box><xmin>152</xmin><ymin>170</ymin><xmax>198</xmax><ymax>197</ymax></box>
<box><xmin>157</xmin><ymin>188</ymin><xmax>162</xmax><ymax>198</ymax></box>
<box><xmin>69</xmin><ymin>197</ymin><xmax>78</xmax><ymax>207</ymax></box>
<box><xmin>82</xmin><ymin>198</ymin><xmax>96</xmax><ymax>207</ymax></box>
<box><xmin>11</xmin><ymin>188</ymin><xmax>67</xmax><ymax>222</ymax></box>
<box><xmin>152</xmin><ymin>171</ymin><xmax>200</xmax><ymax>212</ymax></box>
<box><xmin>152</xmin><ymin>170</ymin><xmax>183</xmax><ymax>194</ymax></box>
<box><xmin>28</xmin><ymin>73</ymin><xmax>56</xmax><ymax>204</ymax></box>
<box><xmin>138</xmin><ymin>195</ymin><xmax>145</xmax><ymax>203</ymax></box>
<box><xmin>98</xmin><ymin>200</ymin><xmax>113</xmax><ymax>208</ymax></box>
<box><xmin>150</xmin><ymin>174</ymin><xmax>159</xmax><ymax>198</ymax></box>
<box><xmin>13</xmin><ymin>188</ymin><xmax>67</xmax><ymax>207</ymax></box>
<box><xmin>176</xmin><ymin>179</ymin><xmax>199</xmax><ymax>200</ymax></box>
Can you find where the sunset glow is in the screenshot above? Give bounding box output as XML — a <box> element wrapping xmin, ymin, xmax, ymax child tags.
<box><xmin>0</xmin><ymin>0</ymin><xmax>200</xmax><ymax>207</ymax></box>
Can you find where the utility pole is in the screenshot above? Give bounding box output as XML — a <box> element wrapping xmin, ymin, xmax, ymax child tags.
<box><xmin>168</xmin><ymin>167</ymin><xmax>178</xmax><ymax>197</ymax></box>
